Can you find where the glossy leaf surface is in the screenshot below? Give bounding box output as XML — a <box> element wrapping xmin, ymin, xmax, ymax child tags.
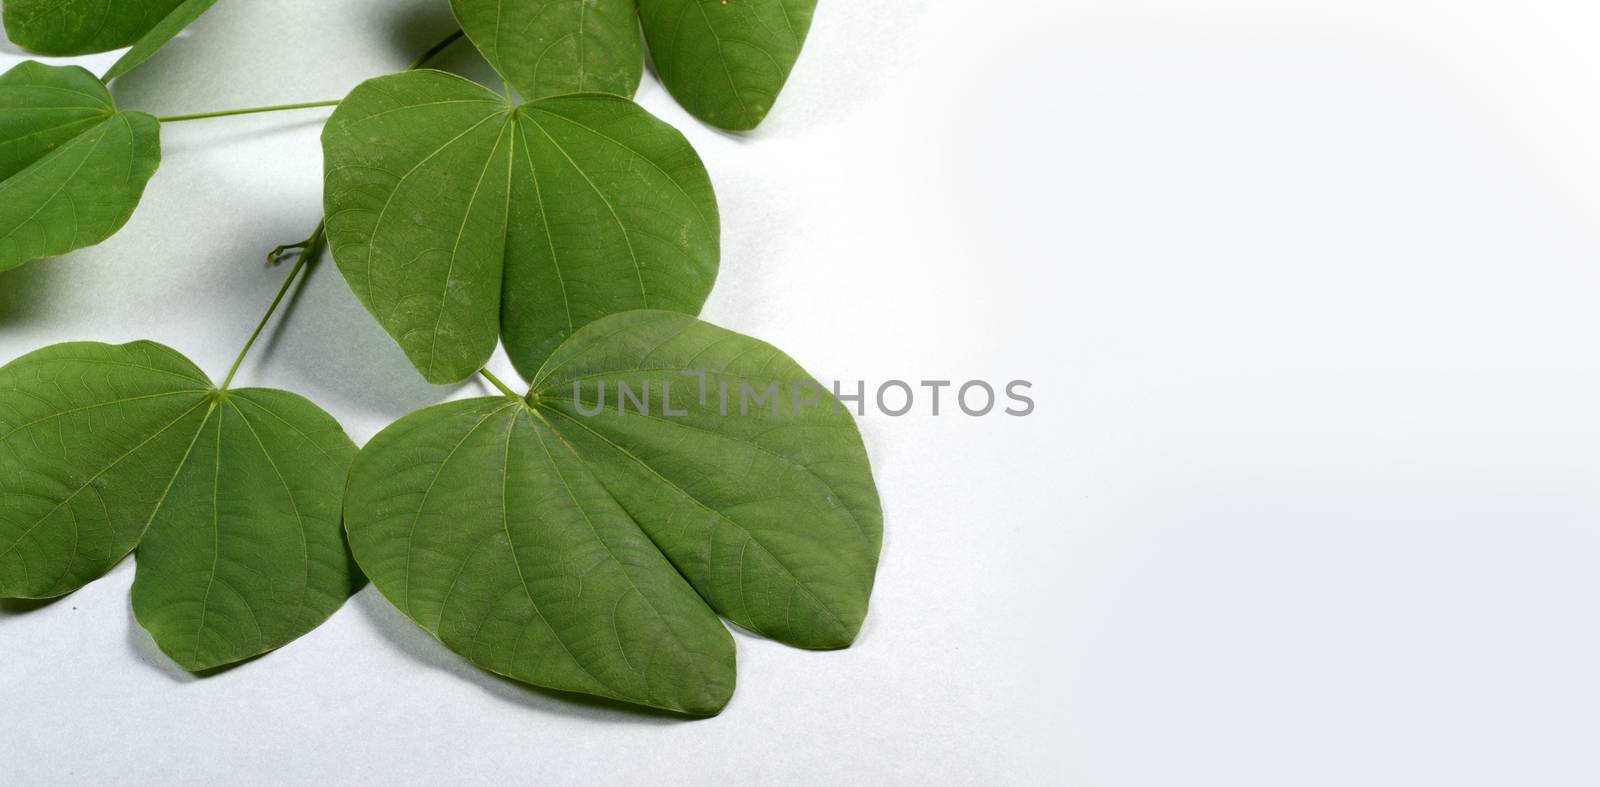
<box><xmin>637</xmin><ymin>0</ymin><xmax>817</xmax><ymax>130</ymax></box>
<box><xmin>0</xmin><ymin>342</ymin><xmax>361</xmax><ymax>672</ymax></box>
<box><xmin>451</xmin><ymin>0</ymin><xmax>643</xmax><ymax>100</ymax></box>
<box><xmin>323</xmin><ymin>70</ymin><xmax>719</xmax><ymax>385</ymax></box>
<box><xmin>0</xmin><ymin>61</ymin><xmax>161</xmax><ymax>273</ymax></box>
<box><xmin>345</xmin><ymin>311</ymin><xmax>883</xmax><ymax>714</ymax></box>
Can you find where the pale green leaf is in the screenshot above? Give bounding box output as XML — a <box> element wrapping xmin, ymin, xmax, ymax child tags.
<box><xmin>638</xmin><ymin>0</ymin><xmax>817</xmax><ymax>131</ymax></box>
<box><xmin>345</xmin><ymin>311</ymin><xmax>883</xmax><ymax>714</ymax></box>
<box><xmin>451</xmin><ymin>0</ymin><xmax>643</xmax><ymax>100</ymax></box>
<box><xmin>3</xmin><ymin>0</ymin><xmax>188</xmax><ymax>56</ymax></box>
<box><xmin>0</xmin><ymin>341</ymin><xmax>361</xmax><ymax>672</ymax></box>
<box><xmin>323</xmin><ymin>70</ymin><xmax>719</xmax><ymax>385</ymax></box>
<box><xmin>0</xmin><ymin>61</ymin><xmax>161</xmax><ymax>273</ymax></box>
<box><xmin>103</xmin><ymin>0</ymin><xmax>221</xmax><ymax>82</ymax></box>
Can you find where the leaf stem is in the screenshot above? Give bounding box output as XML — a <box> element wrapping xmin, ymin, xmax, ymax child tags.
<box><xmin>480</xmin><ymin>369</ymin><xmax>518</xmax><ymax>398</ymax></box>
<box><xmin>156</xmin><ymin>30</ymin><xmax>462</xmax><ymax>125</ymax></box>
<box><xmin>157</xmin><ymin>100</ymin><xmax>342</xmax><ymax>124</ymax></box>
<box><xmin>222</xmin><ymin>223</ymin><xmax>325</xmax><ymax>390</ymax></box>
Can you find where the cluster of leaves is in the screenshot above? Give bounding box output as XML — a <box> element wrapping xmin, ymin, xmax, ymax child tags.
<box><xmin>0</xmin><ymin>0</ymin><xmax>880</xmax><ymax>717</ymax></box>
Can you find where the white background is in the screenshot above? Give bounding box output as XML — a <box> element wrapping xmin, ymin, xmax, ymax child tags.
<box><xmin>4</xmin><ymin>0</ymin><xmax>1600</xmax><ymax>784</ymax></box>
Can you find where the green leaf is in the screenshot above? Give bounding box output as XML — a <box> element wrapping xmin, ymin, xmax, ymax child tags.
<box><xmin>344</xmin><ymin>311</ymin><xmax>883</xmax><ymax>714</ymax></box>
<box><xmin>3</xmin><ymin>0</ymin><xmax>188</xmax><ymax>56</ymax></box>
<box><xmin>103</xmin><ymin>0</ymin><xmax>221</xmax><ymax>82</ymax></box>
<box><xmin>638</xmin><ymin>0</ymin><xmax>817</xmax><ymax>131</ymax></box>
<box><xmin>0</xmin><ymin>342</ymin><xmax>210</xmax><ymax>598</ymax></box>
<box><xmin>0</xmin><ymin>61</ymin><xmax>161</xmax><ymax>274</ymax></box>
<box><xmin>451</xmin><ymin>0</ymin><xmax>644</xmax><ymax>100</ymax></box>
<box><xmin>0</xmin><ymin>62</ymin><xmax>113</xmax><ymax>180</ymax></box>
<box><xmin>322</xmin><ymin>70</ymin><xmax>719</xmax><ymax>385</ymax></box>
<box><xmin>0</xmin><ymin>341</ymin><xmax>361</xmax><ymax>672</ymax></box>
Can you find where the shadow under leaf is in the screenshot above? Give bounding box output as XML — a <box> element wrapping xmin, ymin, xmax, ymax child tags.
<box><xmin>0</xmin><ymin>258</ymin><xmax>67</xmax><ymax>326</ymax></box>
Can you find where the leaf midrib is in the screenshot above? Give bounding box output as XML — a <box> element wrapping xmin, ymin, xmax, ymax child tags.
<box><xmin>516</xmin><ymin>107</ymin><xmax>649</xmax><ymax>305</ymax></box>
<box><xmin>525</xmin><ymin>408</ymin><xmax>725</xmax><ymax>704</ymax></box>
<box><xmin>538</xmin><ymin>403</ymin><xmax>854</xmax><ymax>639</ymax></box>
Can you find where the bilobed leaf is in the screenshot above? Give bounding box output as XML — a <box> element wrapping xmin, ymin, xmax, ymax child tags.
<box><xmin>451</xmin><ymin>0</ymin><xmax>644</xmax><ymax>100</ymax></box>
<box><xmin>3</xmin><ymin>0</ymin><xmax>188</xmax><ymax>56</ymax></box>
<box><xmin>344</xmin><ymin>310</ymin><xmax>883</xmax><ymax>715</ymax></box>
<box><xmin>0</xmin><ymin>341</ymin><xmax>361</xmax><ymax>672</ymax></box>
<box><xmin>344</xmin><ymin>396</ymin><xmax>737</xmax><ymax>715</ymax></box>
<box><xmin>0</xmin><ymin>61</ymin><xmax>161</xmax><ymax>273</ymax></box>
<box><xmin>104</xmin><ymin>0</ymin><xmax>221</xmax><ymax>82</ymax></box>
<box><xmin>637</xmin><ymin>0</ymin><xmax>817</xmax><ymax>131</ymax></box>
<box><xmin>322</xmin><ymin>70</ymin><xmax>719</xmax><ymax>385</ymax></box>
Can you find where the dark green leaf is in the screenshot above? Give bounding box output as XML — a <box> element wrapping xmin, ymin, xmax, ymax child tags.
<box><xmin>0</xmin><ymin>341</ymin><xmax>361</xmax><ymax>672</ymax></box>
<box><xmin>3</xmin><ymin>0</ymin><xmax>188</xmax><ymax>56</ymax></box>
<box><xmin>345</xmin><ymin>311</ymin><xmax>883</xmax><ymax>714</ymax></box>
<box><xmin>638</xmin><ymin>0</ymin><xmax>817</xmax><ymax>131</ymax></box>
<box><xmin>322</xmin><ymin>70</ymin><xmax>719</xmax><ymax>385</ymax></box>
<box><xmin>0</xmin><ymin>61</ymin><xmax>161</xmax><ymax>273</ymax></box>
<box><xmin>451</xmin><ymin>0</ymin><xmax>643</xmax><ymax>100</ymax></box>
<box><xmin>103</xmin><ymin>0</ymin><xmax>221</xmax><ymax>82</ymax></box>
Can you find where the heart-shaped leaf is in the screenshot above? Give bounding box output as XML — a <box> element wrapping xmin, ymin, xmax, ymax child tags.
<box><xmin>0</xmin><ymin>341</ymin><xmax>361</xmax><ymax>672</ymax></box>
<box><xmin>323</xmin><ymin>70</ymin><xmax>719</xmax><ymax>385</ymax></box>
<box><xmin>103</xmin><ymin>0</ymin><xmax>221</xmax><ymax>82</ymax></box>
<box><xmin>4</xmin><ymin>0</ymin><xmax>187</xmax><ymax>56</ymax></box>
<box><xmin>451</xmin><ymin>0</ymin><xmax>644</xmax><ymax>100</ymax></box>
<box><xmin>345</xmin><ymin>310</ymin><xmax>882</xmax><ymax>715</ymax></box>
<box><xmin>638</xmin><ymin>0</ymin><xmax>817</xmax><ymax>131</ymax></box>
<box><xmin>0</xmin><ymin>62</ymin><xmax>161</xmax><ymax>273</ymax></box>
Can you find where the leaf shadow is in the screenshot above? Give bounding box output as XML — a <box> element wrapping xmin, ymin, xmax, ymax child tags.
<box><xmin>124</xmin><ymin>601</ymin><xmax>200</xmax><ymax>684</ymax></box>
<box><xmin>253</xmin><ymin>254</ymin><xmax>323</xmax><ymax>369</ymax></box>
<box><xmin>0</xmin><ymin>595</ymin><xmax>68</xmax><ymax>615</ymax></box>
<box><xmin>0</xmin><ymin>257</ymin><xmax>67</xmax><ymax>326</ymax></box>
<box><xmin>349</xmin><ymin>588</ymin><xmax>691</xmax><ymax>725</ymax></box>
<box><xmin>380</xmin><ymin>2</ymin><xmax>499</xmax><ymax>86</ymax></box>
<box><xmin>154</xmin><ymin>115</ymin><xmax>330</xmax><ymax>157</ymax></box>
<box><xmin>242</xmin><ymin>256</ymin><xmax>454</xmax><ymax>419</ymax></box>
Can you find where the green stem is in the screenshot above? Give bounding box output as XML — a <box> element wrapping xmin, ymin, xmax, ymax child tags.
<box><xmin>155</xmin><ymin>30</ymin><xmax>461</xmax><ymax>124</ymax></box>
<box><xmin>222</xmin><ymin>223</ymin><xmax>325</xmax><ymax>390</ymax></box>
<box><xmin>158</xmin><ymin>100</ymin><xmax>342</xmax><ymax>124</ymax></box>
<box><xmin>480</xmin><ymin>369</ymin><xmax>518</xmax><ymax>398</ymax></box>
